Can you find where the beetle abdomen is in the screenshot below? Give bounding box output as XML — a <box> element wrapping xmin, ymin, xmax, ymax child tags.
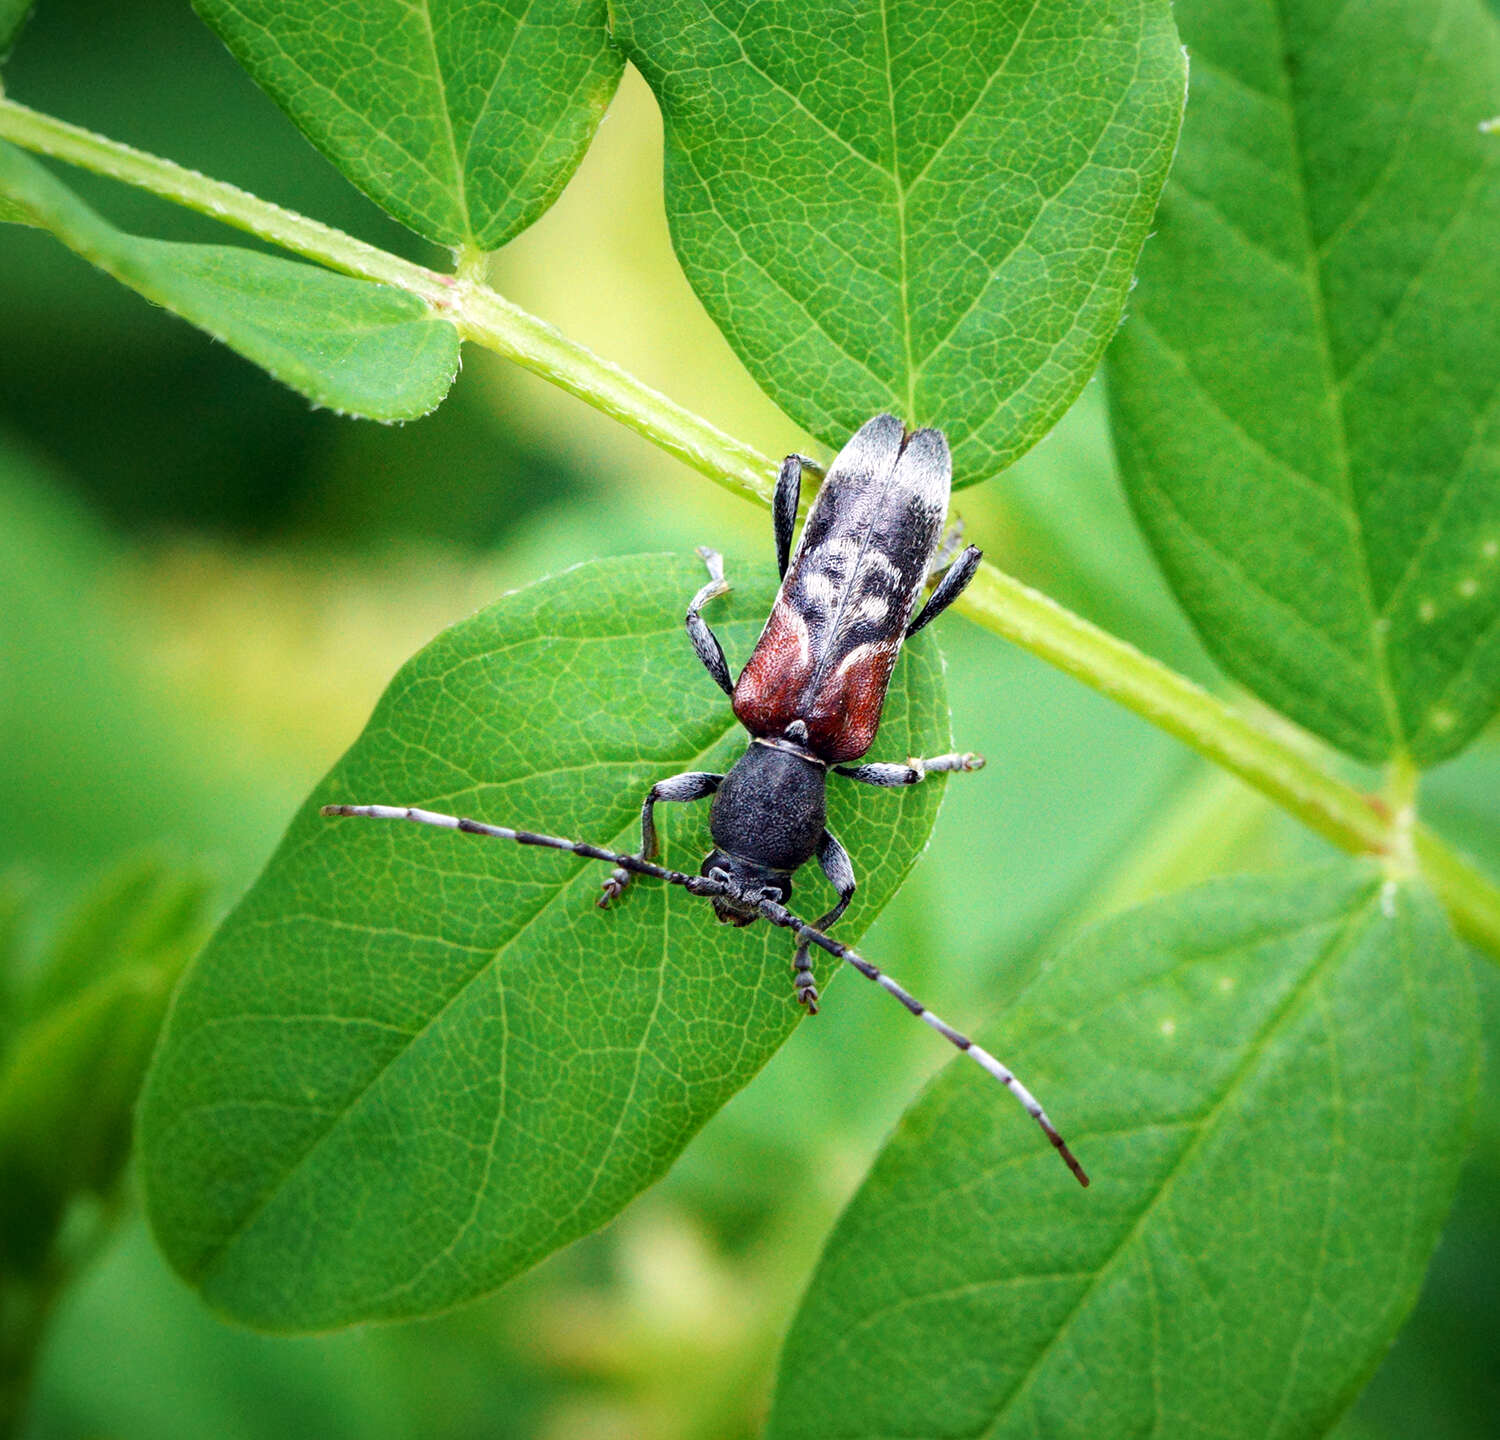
<box><xmin>733</xmin><ymin>415</ymin><xmax>950</xmax><ymax>762</ymax></box>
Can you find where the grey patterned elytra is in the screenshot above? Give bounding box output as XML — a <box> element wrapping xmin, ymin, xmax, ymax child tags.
<box><xmin>324</xmin><ymin>415</ymin><xmax>1088</xmax><ymax>1187</ymax></box>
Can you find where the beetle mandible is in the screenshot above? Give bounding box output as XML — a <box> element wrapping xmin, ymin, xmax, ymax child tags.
<box><xmin>325</xmin><ymin>414</ymin><xmax>1088</xmax><ymax>1185</ymax></box>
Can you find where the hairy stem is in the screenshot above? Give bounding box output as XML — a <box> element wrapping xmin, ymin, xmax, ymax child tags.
<box><xmin>4</xmin><ymin>98</ymin><xmax>1499</xmax><ymax>959</ymax></box>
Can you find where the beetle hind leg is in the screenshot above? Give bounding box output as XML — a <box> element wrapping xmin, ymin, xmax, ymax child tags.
<box><xmin>791</xmin><ymin>831</ymin><xmax>855</xmax><ymax>1013</ymax></box>
<box><xmin>907</xmin><ymin>544</ymin><xmax>982</xmax><ymax>637</ymax></box>
<box><xmin>793</xmin><ymin>945</ymin><xmax>820</xmax><ymax>1013</ymax></box>
<box><xmin>773</xmin><ymin>454</ymin><xmax>809</xmax><ymax>578</ymax></box>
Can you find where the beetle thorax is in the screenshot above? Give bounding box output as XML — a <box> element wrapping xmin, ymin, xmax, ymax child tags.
<box><xmin>706</xmin><ymin>741</ymin><xmax>826</xmax><ymax>880</ymax></box>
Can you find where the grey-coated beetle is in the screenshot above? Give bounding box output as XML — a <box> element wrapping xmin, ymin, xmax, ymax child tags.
<box><xmin>325</xmin><ymin>415</ymin><xmax>1088</xmax><ymax>1186</ymax></box>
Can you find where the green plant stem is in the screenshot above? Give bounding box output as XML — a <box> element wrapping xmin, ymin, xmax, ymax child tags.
<box><xmin>4</xmin><ymin>97</ymin><xmax>1500</xmax><ymax>960</ymax></box>
<box><xmin>0</xmin><ymin>98</ymin><xmax>777</xmax><ymax>508</ymax></box>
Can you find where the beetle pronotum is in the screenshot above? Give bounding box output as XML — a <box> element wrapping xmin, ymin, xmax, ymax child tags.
<box><xmin>326</xmin><ymin>415</ymin><xmax>1088</xmax><ymax>1186</ymax></box>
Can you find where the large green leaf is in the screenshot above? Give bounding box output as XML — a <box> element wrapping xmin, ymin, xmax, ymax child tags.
<box><xmin>0</xmin><ymin>143</ymin><xmax>460</xmax><ymax>421</ymax></box>
<box><xmin>612</xmin><ymin>0</ymin><xmax>1185</xmax><ymax>486</ymax></box>
<box><xmin>139</xmin><ymin>554</ymin><xmax>952</xmax><ymax>1329</ymax></box>
<box><xmin>768</xmin><ymin>865</ymin><xmax>1477</xmax><ymax>1440</ymax></box>
<box><xmin>1108</xmin><ymin>0</ymin><xmax>1500</xmax><ymax>767</ymax></box>
<box><xmin>193</xmin><ymin>0</ymin><xmax>623</xmax><ymax>249</ymax></box>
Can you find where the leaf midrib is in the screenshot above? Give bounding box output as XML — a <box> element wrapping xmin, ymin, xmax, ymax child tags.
<box><xmin>411</xmin><ymin>0</ymin><xmax>471</xmax><ymax>243</ymax></box>
<box><xmin>1265</xmin><ymin>0</ymin><xmax>1405</xmax><ymax>755</ymax></box>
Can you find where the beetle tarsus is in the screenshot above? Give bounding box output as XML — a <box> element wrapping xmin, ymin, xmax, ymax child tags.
<box><xmin>598</xmin><ymin>867</ymin><xmax>633</xmax><ymax>907</ymax></box>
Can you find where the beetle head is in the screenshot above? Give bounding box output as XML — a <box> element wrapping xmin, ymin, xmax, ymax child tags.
<box><xmin>699</xmin><ymin>849</ymin><xmax>792</xmax><ymax>926</ymax></box>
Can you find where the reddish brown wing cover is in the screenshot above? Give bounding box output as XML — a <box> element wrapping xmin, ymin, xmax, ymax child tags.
<box><xmin>732</xmin><ymin>416</ymin><xmax>949</xmax><ymax>763</ymax></box>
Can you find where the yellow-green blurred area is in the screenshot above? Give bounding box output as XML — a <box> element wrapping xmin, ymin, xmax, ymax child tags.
<box><xmin>2</xmin><ymin>4</ymin><xmax>1498</xmax><ymax>1438</ymax></box>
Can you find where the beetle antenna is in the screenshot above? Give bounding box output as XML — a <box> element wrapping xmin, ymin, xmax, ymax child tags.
<box><xmin>320</xmin><ymin>804</ymin><xmax>724</xmax><ymax>898</ymax></box>
<box><xmin>757</xmin><ymin>896</ymin><xmax>1089</xmax><ymax>1188</ymax></box>
<box><xmin>321</xmin><ymin>803</ymin><xmax>1083</xmax><ymax>1183</ymax></box>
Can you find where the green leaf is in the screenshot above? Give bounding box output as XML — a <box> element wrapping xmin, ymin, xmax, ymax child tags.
<box><xmin>0</xmin><ymin>0</ymin><xmax>36</xmax><ymax>63</ymax></box>
<box><xmin>192</xmin><ymin>0</ymin><xmax>623</xmax><ymax>249</ymax></box>
<box><xmin>767</xmin><ymin>865</ymin><xmax>1477</xmax><ymax>1440</ymax></box>
<box><xmin>1107</xmin><ymin>0</ymin><xmax>1500</xmax><ymax>767</ymax></box>
<box><xmin>0</xmin><ymin>193</ymin><xmax>38</xmax><ymax>226</ymax></box>
<box><xmin>24</xmin><ymin>856</ymin><xmax>211</xmax><ymax>1023</ymax></box>
<box><xmin>0</xmin><ymin>872</ymin><xmax>28</xmax><ymax>1040</ymax></box>
<box><xmin>0</xmin><ymin>143</ymin><xmax>460</xmax><ymax>421</ymax></box>
<box><xmin>612</xmin><ymin>0</ymin><xmax>1185</xmax><ymax>486</ymax></box>
<box><xmin>139</xmin><ymin>554</ymin><xmax>951</xmax><ymax>1329</ymax></box>
<box><xmin>0</xmin><ymin>859</ymin><xmax>209</xmax><ymax>1234</ymax></box>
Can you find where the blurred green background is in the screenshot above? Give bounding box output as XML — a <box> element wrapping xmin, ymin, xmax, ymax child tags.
<box><xmin>2</xmin><ymin>4</ymin><xmax>1496</xmax><ymax>1437</ymax></box>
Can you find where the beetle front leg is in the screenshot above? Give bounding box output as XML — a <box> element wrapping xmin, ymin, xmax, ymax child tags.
<box><xmin>792</xmin><ymin>830</ymin><xmax>856</xmax><ymax>1013</ymax></box>
<box><xmin>833</xmin><ymin>752</ymin><xmax>985</xmax><ymax>787</ymax></box>
<box><xmin>599</xmin><ymin>771</ymin><xmax>723</xmax><ymax>906</ymax></box>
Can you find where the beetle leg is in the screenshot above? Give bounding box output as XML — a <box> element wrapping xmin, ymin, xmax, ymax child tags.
<box><xmin>792</xmin><ymin>829</ymin><xmax>856</xmax><ymax>1013</ymax></box>
<box><xmin>599</xmin><ymin>770</ymin><xmax>723</xmax><ymax>906</ymax></box>
<box><xmin>927</xmin><ymin>516</ymin><xmax>966</xmax><ymax>578</ymax></box>
<box><xmin>833</xmin><ymin>752</ymin><xmax>985</xmax><ymax>787</ymax></box>
<box><xmin>685</xmin><ymin>546</ymin><xmax>734</xmax><ymax>696</ymax></box>
<box><xmin>906</xmin><ymin>543</ymin><xmax>982</xmax><ymax>636</ymax></box>
<box><xmin>773</xmin><ymin>453</ymin><xmax>808</xmax><ymax>578</ymax></box>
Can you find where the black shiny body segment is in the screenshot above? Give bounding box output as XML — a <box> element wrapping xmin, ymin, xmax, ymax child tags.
<box><xmin>709</xmin><ymin>743</ymin><xmax>827</xmax><ymax>874</ymax></box>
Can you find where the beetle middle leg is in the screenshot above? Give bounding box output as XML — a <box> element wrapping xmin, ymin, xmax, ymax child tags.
<box><xmin>833</xmin><ymin>752</ymin><xmax>985</xmax><ymax>787</ymax></box>
<box><xmin>792</xmin><ymin>830</ymin><xmax>855</xmax><ymax>1013</ymax></box>
<box><xmin>684</xmin><ymin>546</ymin><xmax>736</xmax><ymax>697</ymax></box>
<box><xmin>599</xmin><ymin>770</ymin><xmax>723</xmax><ymax>906</ymax></box>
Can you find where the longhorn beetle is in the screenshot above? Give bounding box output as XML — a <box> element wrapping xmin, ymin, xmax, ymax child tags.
<box><xmin>325</xmin><ymin>414</ymin><xmax>1088</xmax><ymax>1186</ymax></box>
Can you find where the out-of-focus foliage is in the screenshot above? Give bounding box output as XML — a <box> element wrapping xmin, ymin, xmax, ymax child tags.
<box><xmin>0</xmin><ymin>856</ymin><xmax>209</xmax><ymax>1434</ymax></box>
<box><xmin>0</xmin><ymin>0</ymin><xmax>32</xmax><ymax>62</ymax></box>
<box><xmin>1</xmin><ymin>859</ymin><xmax>209</xmax><ymax>1255</ymax></box>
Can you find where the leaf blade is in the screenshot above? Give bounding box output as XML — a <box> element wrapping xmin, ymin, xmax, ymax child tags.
<box><xmin>768</xmin><ymin>865</ymin><xmax>1478</xmax><ymax>1440</ymax></box>
<box><xmin>613</xmin><ymin>0</ymin><xmax>1186</xmax><ymax>486</ymax></box>
<box><xmin>0</xmin><ymin>0</ymin><xmax>34</xmax><ymax>63</ymax></box>
<box><xmin>0</xmin><ymin>142</ymin><xmax>460</xmax><ymax>420</ymax></box>
<box><xmin>1107</xmin><ymin>0</ymin><xmax>1500</xmax><ymax>765</ymax></box>
<box><xmin>139</xmin><ymin>554</ymin><xmax>952</xmax><ymax>1328</ymax></box>
<box><xmin>192</xmin><ymin>0</ymin><xmax>624</xmax><ymax>248</ymax></box>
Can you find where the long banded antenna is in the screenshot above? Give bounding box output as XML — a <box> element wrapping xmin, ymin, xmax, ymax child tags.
<box><xmin>322</xmin><ymin>802</ymin><xmax>1087</xmax><ymax>1185</ymax></box>
<box><xmin>757</xmin><ymin>898</ymin><xmax>1088</xmax><ymax>1187</ymax></box>
<box><xmin>320</xmin><ymin>804</ymin><xmax>713</xmax><ymax>893</ymax></box>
